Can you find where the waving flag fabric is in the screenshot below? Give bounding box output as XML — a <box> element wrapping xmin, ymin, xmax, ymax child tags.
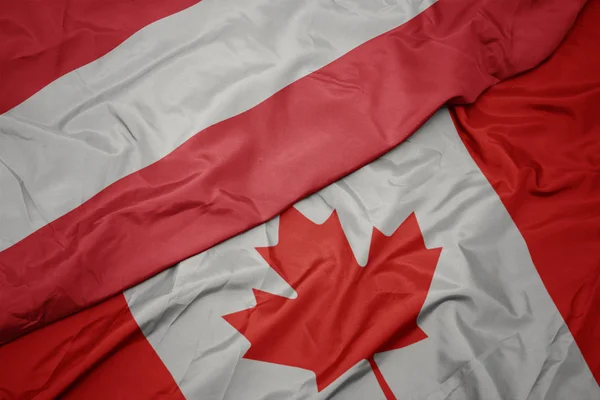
<box><xmin>0</xmin><ymin>0</ymin><xmax>598</xmax><ymax>399</ymax></box>
<box><xmin>0</xmin><ymin>0</ymin><xmax>587</xmax><ymax>343</ymax></box>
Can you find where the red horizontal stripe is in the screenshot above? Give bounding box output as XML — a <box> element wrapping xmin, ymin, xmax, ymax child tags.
<box><xmin>452</xmin><ymin>0</ymin><xmax>600</xmax><ymax>382</ymax></box>
<box><xmin>0</xmin><ymin>294</ymin><xmax>184</xmax><ymax>400</ymax></box>
<box><xmin>0</xmin><ymin>0</ymin><xmax>586</xmax><ymax>344</ymax></box>
<box><xmin>0</xmin><ymin>0</ymin><xmax>201</xmax><ymax>114</ymax></box>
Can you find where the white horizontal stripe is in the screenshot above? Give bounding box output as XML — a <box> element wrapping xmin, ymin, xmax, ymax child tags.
<box><xmin>0</xmin><ymin>0</ymin><xmax>435</xmax><ymax>250</ymax></box>
<box><xmin>125</xmin><ymin>109</ymin><xmax>599</xmax><ymax>399</ymax></box>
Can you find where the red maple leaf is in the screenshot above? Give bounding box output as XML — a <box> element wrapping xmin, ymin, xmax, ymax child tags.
<box><xmin>223</xmin><ymin>208</ymin><xmax>441</xmax><ymax>398</ymax></box>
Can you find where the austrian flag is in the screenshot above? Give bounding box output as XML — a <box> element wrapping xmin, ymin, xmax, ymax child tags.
<box><xmin>0</xmin><ymin>0</ymin><xmax>599</xmax><ymax>399</ymax></box>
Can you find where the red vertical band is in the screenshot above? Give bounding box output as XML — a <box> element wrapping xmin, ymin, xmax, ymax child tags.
<box><xmin>452</xmin><ymin>0</ymin><xmax>600</xmax><ymax>382</ymax></box>
<box><xmin>0</xmin><ymin>294</ymin><xmax>185</xmax><ymax>400</ymax></box>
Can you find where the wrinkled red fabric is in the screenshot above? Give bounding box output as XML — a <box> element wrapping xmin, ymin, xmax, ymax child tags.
<box><xmin>0</xmin><ymin>0</ymin><xmax>587</xmax><ymax>344</ymax></box>
<box><xmin>451</xmin><ymin>0</ymin><xmax>600</xmax><ymax>382</ymax></box>
<box><xmin>0</xmin><ymin>294</ymin><xmax>185</xmax><ymax>400</ymax></box>
<box><xmin>0</xmin><ymin>0</ymin><xmax>201</xmax><ymax>114</ymax></box>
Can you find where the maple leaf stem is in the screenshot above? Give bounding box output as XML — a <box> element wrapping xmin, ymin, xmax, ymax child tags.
<box><xmin>367</xmin><ymin>356</ymin><xmax>397</xmax><ymax>400</ymax></box>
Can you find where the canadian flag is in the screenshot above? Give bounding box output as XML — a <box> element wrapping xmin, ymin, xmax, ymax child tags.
<box><xmin>0</xmin><ymin>0</ymin><xmax>598</xmax><ymax>399</ymax></box>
